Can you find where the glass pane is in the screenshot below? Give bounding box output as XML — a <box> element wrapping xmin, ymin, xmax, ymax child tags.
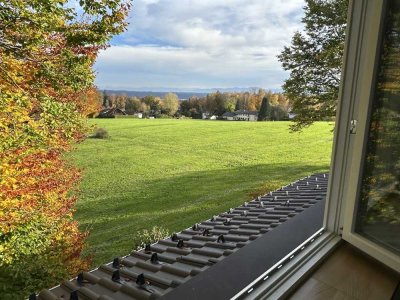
<box><xmin>355</xmin><ymin>0</ymin><xmax>400</xmax><ymax>255</ymax></box>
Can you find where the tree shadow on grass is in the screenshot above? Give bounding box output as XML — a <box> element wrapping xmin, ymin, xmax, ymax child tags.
<box><xmin>77</xmin><ymin>162</ymin><xmax>330</xmax><ymax>265</ymax></box>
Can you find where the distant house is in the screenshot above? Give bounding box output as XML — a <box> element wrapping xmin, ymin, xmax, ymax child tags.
<box><xmin>97</xmin><ymin>108</ymin><xmax>126</xmax><ymax>118</ymax></box>
<box><xmin>222</xmin><ymin>110</ymin><xmax>258</xmax><ymax>121</ymax></box>
<box><xmin>222</xmin><ymin>112</ymin><xmax>236</xmax><ymax>121</ymax></box>
<box><xmin>134</xmin><ymin>112</ymin><xmax>143</xmax><ymax>119</ymax></box>
<box><xmin>202</xmin><ymin>112</ymin><xmax>218</xmax><ymax>120</ymax></box>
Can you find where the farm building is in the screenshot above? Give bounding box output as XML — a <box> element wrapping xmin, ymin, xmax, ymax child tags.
<box><xmin>97</xmin><ymin>108</ymin><xmax>127</xmax><ymax>118</ymax></box>
<box><xmin>221</xmin><ymin>111</ymin><xmax>236</xmax><ymax>120</ymax></box>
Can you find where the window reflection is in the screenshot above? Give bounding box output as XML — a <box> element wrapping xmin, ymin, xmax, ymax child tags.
<box><xmin>355</xmin><ymin>0</ymin><xmax>400</xmax><ymax>255</ymax></box>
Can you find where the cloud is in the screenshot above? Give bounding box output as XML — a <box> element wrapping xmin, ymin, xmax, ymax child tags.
<box><xmin>94</xmin><ymin>0</ymin><xmax>305</xmax><ymax>90</ymax></box>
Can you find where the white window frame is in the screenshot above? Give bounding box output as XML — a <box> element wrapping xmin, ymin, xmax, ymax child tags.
<box><xmin>338</xmin><ymin>0</ymin><xmax>400</xmax><ymax>272</ymax></box>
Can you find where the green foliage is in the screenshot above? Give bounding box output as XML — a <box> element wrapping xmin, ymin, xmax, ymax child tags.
<box><xmin>158</xmin><ymin>114</ymin><xmax>174</xmax><ymax>119</ymax></box>
<box><xmin>0</xmin><ymin>251</ymin><xmax>69</xmax><ymax>299</ymax></box>
<box><xmin>258</xmin><ymin>96</ymin><xmax>271</xmax><ymax>121</ymax></box>
<box><xmin>205</xmin><ymin>91</ymin><xmax>227</xmax><ymax>115</ymax></box>
<box><xmin>180</xmin><ymin>97</ymin><xmax>203</xmax><ymax>119</ymax></box>
<box><xmin>278</xmin><ymin>0</ymin><xmax>348</xmax><ymax>131</ymax></box>
<box><xmin>133</xmin><ymin>226</ymin><xmax>170</xmax><ymax>251</ymax></box>
<box><xmin>224</xmin><ymin>97</ymin><xmax>237</xmax><ymax>112</ymax></box>
<box><xmin>125</xmin><ymin>97</ymin><xmax>142</xmax><ymax>114</ymax></box>
<box><xmin>143</xmin><ymin>96</ymin><xmax>162</xmax><ymax>116</ymax></box>
<box><xmin>270</xmin><ymin>106</ymin><xmax>289</xmax><ymax>121</ymax></box>
<box><xmin>235</xmin><ymin>99</ymin><xmax>241</xmax><ymax>111</ymax></box>
<box><xmin>69</xmin><ymin>119</ymin><xmax>333</xmax><ymax>265</ymax></box>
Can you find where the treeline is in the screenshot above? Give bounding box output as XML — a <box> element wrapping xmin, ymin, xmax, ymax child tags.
<box><xmin>100</xmin><ymin>91</ymin><xmax>180</xmax><ymax>117</ymax></box>
<box><xmin>181</xmin><ymin>90</ymin><xmax>290</xmax><ymax>120</ymax></box>
<box><xmin>97</xmin><ymin>89</ymin><xmax>291</xmax><ymax>120</ymax></box>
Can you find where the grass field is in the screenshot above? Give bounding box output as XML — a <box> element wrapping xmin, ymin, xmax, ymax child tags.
<box><xmin>69</xmin><ymin>119</ymin><xmax>334</xmax><ymax>266</ymax></box>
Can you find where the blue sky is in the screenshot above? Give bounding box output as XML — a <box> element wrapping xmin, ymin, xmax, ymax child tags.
<box><xmin>94</xmin><ymin>0</ymin><xmax>305</xmax><ymax>91</ymax></box>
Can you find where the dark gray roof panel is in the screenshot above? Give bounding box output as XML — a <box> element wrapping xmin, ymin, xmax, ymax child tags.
<box><xmin>39</xmin><ymin>173</ymin><xmax>328</xmax><ymax>300</ymax></box>
<box><xmin>162</xmin><ymin>197</ymin><xmax>326</xmax><ymax>300</ymax></box>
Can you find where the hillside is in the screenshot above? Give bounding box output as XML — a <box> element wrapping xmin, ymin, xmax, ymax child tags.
<box><xmin>69</xmin><ymin>119</ymin><xmax>334</xmax><ymax>265</ymax></box>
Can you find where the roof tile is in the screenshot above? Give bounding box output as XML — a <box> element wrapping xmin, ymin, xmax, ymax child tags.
<box><xmin>39</xmin><ymin>173</ymin><xmax>328</xmax><ymax>300</ymax></box>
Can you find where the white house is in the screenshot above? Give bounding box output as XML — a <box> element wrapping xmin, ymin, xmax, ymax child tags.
<box><xmin>222</xmin><ymin>110</ymin><xmax>258</xmax><ymax>121</ymax></box>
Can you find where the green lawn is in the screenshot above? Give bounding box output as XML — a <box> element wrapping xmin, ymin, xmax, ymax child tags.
<box><xmin>69</xmin><ymin>119</ymin><xmax>334</xmax><ymax>266</ymax></box>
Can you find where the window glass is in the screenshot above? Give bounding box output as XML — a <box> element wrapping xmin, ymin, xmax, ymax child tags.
<box><xmin>355</xmin><ymin>0</ymin><xmax>400</xmax><ymax>255</ymax></box>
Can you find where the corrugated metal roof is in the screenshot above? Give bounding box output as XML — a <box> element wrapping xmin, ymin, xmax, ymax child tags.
<box><xmin>37</xmin><ymin>173</ymin><xmax>328</xmax><ymax>300</ymax></box>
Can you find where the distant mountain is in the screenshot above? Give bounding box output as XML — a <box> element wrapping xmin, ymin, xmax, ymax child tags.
<box><xmin>123</xmin><ymin>87</ymin><xmax>263</xmax><ymax>93</ymax></box>
<box><xmin>102</xmin><ymin>87</ymin><xmax>282</xmax><ymax>100</ymax></box>
<box><xmin>103</xmin><ymin>90</ymin><xmax>208</xmax><ymax>100</ymax></box>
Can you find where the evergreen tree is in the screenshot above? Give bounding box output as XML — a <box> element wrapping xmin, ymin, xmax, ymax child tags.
<box><xmin>258</xmin><ymin>96</ymin><xmax>271</xmax><ymax>121</ymax></box>
<box><xmin>278</xmin><ymin>0</ymin><xmax>348</xmax><ymax>131</ymax></box>
<box><xmin>103</xmin><ymin>90</ymin><xmax>109</xmax><ymax>108</ymax></box>
<box><xmin>235</xmin><ymin>99</ymin><xmax>241</xmax><ymax>111</ymax></box>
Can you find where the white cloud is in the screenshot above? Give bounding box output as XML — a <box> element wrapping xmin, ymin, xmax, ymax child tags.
<box><xmin>94</xmin><ymin>0</ymin><xmax>305</xmax><ymax>90</ymax></box>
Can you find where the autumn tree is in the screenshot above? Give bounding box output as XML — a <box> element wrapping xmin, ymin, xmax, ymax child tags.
<box><xmin>0</xmin><ymin>0</ymin><xmax>130</xmax><ymax>297</ymax></box>
<box><xmin>278</xmin><ymin>0</ymin><xmax>348</xmax><ymax>131</ymax></box>
<box><xmin>247</xmin><ymin>89</ymin><xmax>265</xmax><ymax>111</ymax></box>
<box><xmin>140</xmin><ymin>101</ymin><xmax>150</xmax><ymax>114</ymax></box>
<box><xmin>204</xmin><ymin>91</ymin><xmax>227</xmax><ymax>115</ymax></box>
<box><xmin>107</xmin><ymin>94</ymin><xmax>116</xmax><ymax>108</ymax></box>
<box><xmin>143</xmin><ymin>95</ymin><xmax>161</xmax><ymax>116</ymax></box>
<box><xmin>82</xmin><ymin>87</ymin><xmax>103</xmax><ymax>118</ymax></box>
<box><xmin>125</xmin><ymin>97</ymin><xmax>142</xmax><ymax>114</ymax></box>
<box><xmin>115</xmin><ymin>94</ymin><xmax>128</xmax><ymax>110</ymax></box>
<box><xmin>277</xmin><ymin>93</ymin><xmax>290</xmax><ymax>113</ymax></box>
<box><xmin>224</xmin><ymin>96</ymin><xmax>237</xmax><ymax>112</ymax></box>
<box><xmin>162</xmin><ymin>93</ymin><xmax>179</xmax><ymax>116</ymax></box>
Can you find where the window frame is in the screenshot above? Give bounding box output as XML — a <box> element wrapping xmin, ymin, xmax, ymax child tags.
<box><xmin>339</xmin><ymin>0</ymin><xmax>400</xmax><ymax>273</ymax></box>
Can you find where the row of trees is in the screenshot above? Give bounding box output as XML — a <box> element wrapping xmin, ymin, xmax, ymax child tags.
<box><xmin>98</xmin><ymin>90</ymin><xmax>290</xmax><ymax>120</ymax></box>
<box><xmin>185</xmin><ymin>90</ymin><xmax>290</xmax><ymax>119</ymax></box>
<box><xmin>0</xmin><ymin>0</ymin><xmax>130</xmax><ymax>297</ymax></box>
<box><xmin>100</xmin><ymin>92</ymin><xmax>180</xmax><ymax>117</ymax></box>
<box><xmin>86</xmin><ymin>0</ymin><xmax>349</xmax><ymax>126</ymax></box>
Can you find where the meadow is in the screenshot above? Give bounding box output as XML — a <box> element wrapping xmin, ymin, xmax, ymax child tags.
<box><xmin>69</xmin><ymin>119</ymin><xmax>334</xmax><ymax>265</ymax></box>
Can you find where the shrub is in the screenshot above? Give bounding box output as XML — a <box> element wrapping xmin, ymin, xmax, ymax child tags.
<box><xmin>133</xmin><ymin>226</ymin><xmax>170</xmax><ymax>250</ymax></box>
<box><xmin>92</xmin><ymin>128</ymin><xmax>109</xmax><ymax>139</ymax></box>
<box><xmin>158</xmin><ymin>114</ymin><xmax>173</xmax><ymax>119</ymax></box>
